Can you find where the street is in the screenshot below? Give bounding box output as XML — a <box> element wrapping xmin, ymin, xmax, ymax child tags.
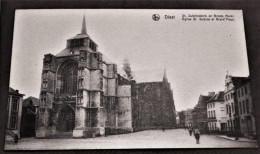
<box><xmin>5</xmin><ymin>129</ymin><xmax>258</xmax><ymax>150</ymax></box>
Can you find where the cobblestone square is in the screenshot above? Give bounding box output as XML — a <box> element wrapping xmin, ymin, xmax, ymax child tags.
<box><xmin>5</xmin><ymin>129</ymin><xmax>258</xmax><ymax>150</ymax></box>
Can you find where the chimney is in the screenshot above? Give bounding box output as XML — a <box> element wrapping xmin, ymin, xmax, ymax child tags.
<box><xmin>15</xmin><ymin>90</ymin><xmax>19</xmax><ymax>93</ymax></box>
<box><xmin>208</xmin><ymin>92</ymin><xmax>215</xmax><ymax>96</ymax></box>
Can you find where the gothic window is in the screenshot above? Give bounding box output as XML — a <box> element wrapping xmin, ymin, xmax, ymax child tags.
<box><xmin>245</xmin><ymin>86</ymin><xmax>248</xmax><ymax>95</ymax></box>
<box><xmin>86</xmin><ymin>110</ymin><xmax>92</xmax><ymax>127</ymax></box>
<box><xmin>43</xmin><ymin>80</ymin><xmax>48</xmax><ymax>89</ymax></box>
<box><xmin>100</xmin><ymin>92</ymin><xmax>104</xmax><ymax>107</ymax></box>
<box><xmin>10</xmin><ymin>98</ymin><xmax>19</xmax><ymax>129</ymax></box>
<box><xmin>61</xmin><ymin>62</ymin><xmax>78</xmax><ymax>95</ymax></box>
<box><xmin>43</xmin><ymin>71</ymin><xmax>47</xmax><ymax>79</ymax></box>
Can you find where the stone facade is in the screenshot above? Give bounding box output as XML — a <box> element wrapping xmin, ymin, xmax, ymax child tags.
<box><xmin>35</xmin><ymin>16</ymin><xmax>176</xmax><ymax>138</ymax></box>
<box><xmin>224</xmin><ymin>75</ymin><xmax>257</xmax><ymax>139</ymax></box>
<box><xmin>132</xmin><ymin>71</ymin><xmax>176</xmax><ymax>131</ymax></box>
<box><xmin>6</xmin><ymin>88</ymin><xmax>24</xmax><ymax>138</ymax></box>
<box><xmin>35</xmin><ymin>16</ymin><xmax>133</xmax><ymax>138</ymax></box>
<box><xmin>235</xmin><ymin>78</ymin><xmax>256</xmax><ymax>139</ymax></box>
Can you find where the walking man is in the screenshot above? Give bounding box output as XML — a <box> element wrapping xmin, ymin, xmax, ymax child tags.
<box><xmin>188</xmin><ymin>127</ymin><xmax>193</xmax><ymax>136</ymax></box>
<box><xmin>193</xmin><ymin>127</ymin><xmax>201</xmax><ymax>144</ymax></box>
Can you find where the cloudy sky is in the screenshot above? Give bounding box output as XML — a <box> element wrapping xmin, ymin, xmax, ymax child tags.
<box><xmin>10</xmin><ymin>9</ymin><xmax>249</xmax><ymax>111</ymax></box>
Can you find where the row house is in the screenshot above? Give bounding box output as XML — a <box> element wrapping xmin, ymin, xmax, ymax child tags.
<box><xmin>235</xmin><ymin>77</ymin><xmax>256</xmax><ymax>139</ymax></box>
<box><xmin>6</xmin><ymin>88</ymin><xmax>24</xmax><ymax>138</ymax></box>
<box><xmin>192</xmin><ymin>93</ymin><xmax>213</xmax><ymax>133</ymax></box>
<box><xmin>224</xmin><ymin>75</ymin><xmax>256</xmax><ymax>139</ymax></box>
<box><xmin>206</xmin><ymin>91</ymin><xmax>226</xmax><ymax>134</ymax></box>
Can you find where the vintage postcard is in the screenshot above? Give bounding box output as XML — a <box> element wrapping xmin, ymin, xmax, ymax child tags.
<box><xmin>4</xmin><ymin>9</ymin><xmax>258</xmax><ymax>150</ymax></box>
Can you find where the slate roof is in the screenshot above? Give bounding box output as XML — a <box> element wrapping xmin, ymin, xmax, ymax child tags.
<box><xmin>206</xmin><ymin>91</ymin><xmax>224</xmax><ymax>103</ymax></box>
<box><xmin>23</xmin><ymin>96</ymin><xmax>40</xmax><ymax>107</ymax></box>
<box><xmin>133</xmin><ymin>69</ymin><xmax>164</xmax><ymax>83</ymax></box>
<box><xmin>117</xmin><ymin>67</ymin><xmax>128</xmax><ymax>79</ymax></box>
<box><xmin>55</xmin><ymin>46</ymin><xmax>88</xmax><ymax>57</ymax></box>
<box><xmin>9</xmin><ymin>87</ymin><xmax>24</xmax><ymax>96</ymax></box>
<box><xmin>231</xmin><ymin>76</ymin><xmax>250</xmax><ymax>89</ymax></box>
<box><xmin>102</xmin><ymin>54</ymin><xmax>115</xmax><ymax>64</ymax></box>
<box><xmin>67</xmin><ymin>33</ymin><xmax>91</xmax><ymax>40</ymax></box>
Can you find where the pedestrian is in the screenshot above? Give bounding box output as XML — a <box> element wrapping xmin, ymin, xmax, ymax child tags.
<box><xmin>193</xmin><ymin>127</ymin><xmax>200</xmax><ymax>144</ymax></box>
<box><xmin>13</xmin><ymin>134</ymin><xmax>18</xmax><ymax>144</ymax></box>
<box><xmin>184</xmin><ymin>126</ymin><xmax>186</xmax><ymax>131</ymax></box>
<box><xmin>188</xmin><ymin>127</ymin><xmax>193</xmax><ymax>136</ymax></box>
<box><xmin>162</xmin><ymin>127</ymin><xmax>165</xmax><ymax>132</ymax></box>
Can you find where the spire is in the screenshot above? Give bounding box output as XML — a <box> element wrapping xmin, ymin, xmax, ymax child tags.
<box><xmin>163</xmin><ymin>67</ymin><xmax>168</xmax><ymax>82</ymax></box>
<box><xmin>81</xmin><ymin>14</ymin><xmax>87</xmax><ymax>34</ymax></box>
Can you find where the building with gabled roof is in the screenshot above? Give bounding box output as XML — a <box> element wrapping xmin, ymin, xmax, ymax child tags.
<box><xmin>206</xmin><ymin>91</ymin><xmax>226</xmax><ymax>134</ymax></box>
<box><xmin>192</xmin><ymin>92</ymin><xmax>214</xmax><ymax>133</ymax></box>
<box><xmin>6</xmin><ymin>87</ymin><xmax>24</xmax><ymax>138</ymax></box>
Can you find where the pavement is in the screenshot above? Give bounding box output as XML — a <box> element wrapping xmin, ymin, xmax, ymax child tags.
<box><xmin>217</xmin><ymin>135</ymin><xmax>257</xmax><ymax>142</ymax></box>
<box><xmin>4</xmin><ymin>129</ymin><xmax>258</xmax><ymax>150</ymax></box>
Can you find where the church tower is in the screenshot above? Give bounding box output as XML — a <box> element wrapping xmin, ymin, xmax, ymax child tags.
<box><xmin>36</xmin><ymin>15</ymin><xmax>133</xmax><ymax>138</ymax></box>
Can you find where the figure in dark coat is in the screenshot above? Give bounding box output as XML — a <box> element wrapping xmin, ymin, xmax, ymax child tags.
<box><xmin>188</xmin><ymin>127</ymin><xmax>193</xmax><ymax>136</ymax></box>
<box><xmin>193</xmin><ymin>128</ymin><xmax>200</xmax><ymax>144</ymax></box>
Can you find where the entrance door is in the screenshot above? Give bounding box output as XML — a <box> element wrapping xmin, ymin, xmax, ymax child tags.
<box><xmin>221</xmin><ymin>123</ymin><xmax>227</xmax><ymax>132</ymax></box>
<box><xmin>246</xmin><ymin>117</ymin><xmax>253</xmax><ymax>135</ymax></box>
<box><xmin>58</xmin><ymin>106</ymin><xmax>75</xmax><ymax>132</ymax></box>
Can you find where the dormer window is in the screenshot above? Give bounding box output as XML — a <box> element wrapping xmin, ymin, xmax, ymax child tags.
<box><xmin>70</xmin><ymin>38</ymin><xmax>84</xmax><ymax>47</ymax></box>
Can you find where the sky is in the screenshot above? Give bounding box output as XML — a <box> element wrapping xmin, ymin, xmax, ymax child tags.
<box><xmin>10</xmin><ymin>9</ymin><xmax>249</xmax><ymax>111</ymax></box>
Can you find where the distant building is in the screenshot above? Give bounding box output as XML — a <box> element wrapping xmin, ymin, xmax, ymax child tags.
<box><xmin>132</xmin><ymin>69</ymin><xmax>176</xmax><ymax>131</ymax></box>
<box><xmin>176</xmin><ymin>112</ymin><xmax>180</xmax><ymax>126</ymax></box>
<box><xmin>184</xmin><ymin>109</ymin><xmax>193</xmax><ymax>128</ymax></box>
<box><xmin>21</xmin><ymin>96</ymin><xmax>39</xmax><ymax>137</ymax></box>
<box><xmin>178</xmin><ymin>111</ymin><xmax>186</xmax><ymax>128</ymax></box>
<box><xmin>206</xmin><ymin>91</ymin><xmax>227</xmax><ymax>134</ymax></box>
<box><xmin>6</xmin><ymin>88</ymin><xmax>24</xmax><ymax>138</ymax></box>
<box><xmin>192</xmin><ymin>92</ymin><xmax>214</xmax><ymax>133</ymax></box>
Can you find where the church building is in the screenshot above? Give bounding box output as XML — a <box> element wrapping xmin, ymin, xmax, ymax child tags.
<box><xmin>36</xmin><ymin>16</ymin><xmax>176</xmax><ymax>138</ymax></box>
<box><xmin>36</xmin><ymin>15</ymin><xmax>133</xmax><ymax>138</ymax></box>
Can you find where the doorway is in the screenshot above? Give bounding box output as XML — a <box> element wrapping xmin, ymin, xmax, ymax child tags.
<box><xmin>57</xmin><ymin>105</ymin><xmax>75</xmax><ymax>132</ymax></box>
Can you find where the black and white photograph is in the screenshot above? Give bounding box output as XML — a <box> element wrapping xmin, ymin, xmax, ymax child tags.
<box><xmin>3</xmin><ymin>9</ymin><xmax>259</xmax><ymax>150</ymax></box>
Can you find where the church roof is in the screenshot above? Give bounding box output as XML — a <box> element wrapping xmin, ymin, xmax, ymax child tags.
<box><xmin>55</xmin><ymin>46</ymin><xmax>88</xmax><ymax>57</ymax></box>
<box><xmin>117</xmin><ymin>67</ymin><xmax>128</xmax><ymax>79</ymax></box>
<box><xmin>133</xmin><ymin>69</ymin><xmax>165</xmax><ymax>83</ymax></box>
<box><xmin>102</xmin><ymin>54</ymin><xmax>114</xmax><ymax>64</ymax></box>
<box><xmin>67</xmin><ymin>33</ymin><xmax>90</xmax><ymax>40</ymax></box>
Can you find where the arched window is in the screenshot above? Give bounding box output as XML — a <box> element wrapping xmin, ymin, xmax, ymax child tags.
<box><xmin>60</xmin><ymin>62</ymin><xmax>78</xmax><ymax>95</ymax></box>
